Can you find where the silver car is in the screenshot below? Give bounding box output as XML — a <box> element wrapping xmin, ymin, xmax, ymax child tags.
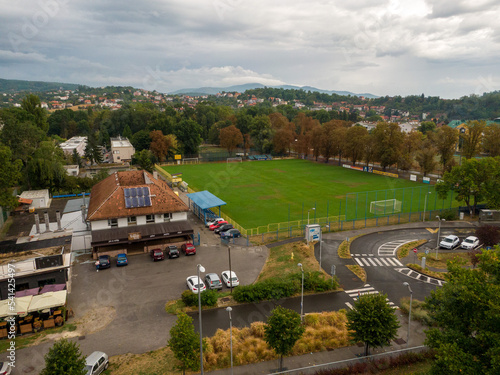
<box><xmin>85</xmin><ymin>351</ymin><xmax>108</xmax><ymax>375</ymax></box>
<box><xmin>460</xmin><ymin>236</ymin><xmax>479</xmax><ymax>250</ymax></box>
<box><xmin>205</xmin><ymin>273</ymin><xmax>223</xmax><ymax>290</ymax></box>
<box><xmin>439</xmin><ymin>235</ymin><xmax>460</xmax><ymax>249</ymax></box>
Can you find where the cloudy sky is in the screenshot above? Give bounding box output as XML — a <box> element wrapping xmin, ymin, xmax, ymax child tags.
<box><xmin>1</xmin><ymin>0</ymin><xmax>499</xmax><ymax>98</ymax></box>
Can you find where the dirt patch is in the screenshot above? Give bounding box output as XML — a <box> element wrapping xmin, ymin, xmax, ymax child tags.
<box><xmin>0</xmin><ymin>246</ymin><xmax>63</xmax><ymax>265</ymax></box>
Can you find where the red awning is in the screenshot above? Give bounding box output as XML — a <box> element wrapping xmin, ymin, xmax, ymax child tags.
<box><xmin>18</xmin><ymin>197</ymin><xmax>33</xmax><ymax>205</ymax></box>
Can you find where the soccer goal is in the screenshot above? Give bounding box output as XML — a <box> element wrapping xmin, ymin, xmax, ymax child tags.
<box><xmin>370</xmin><ymin>199</ymin><xmax>402</xmax><ymax>215</ymax></box>
<box><xmin>227</xmin><ymin>157</ymin><xmax>243</xmax><ymax>163</ymax></box>
<box><xmin>182</xmin><ymin>158</ymin><xmax>199</xmax><ymax>164</ymax></box>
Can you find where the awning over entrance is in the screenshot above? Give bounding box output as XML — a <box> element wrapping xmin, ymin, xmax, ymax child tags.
<box><xmin>91</xmin><ymin>221</ymin><xmax>193</xmax><ymax>247</ymax></box>
<box><xmin>186</xmin><ymin>191</ymin><xmax>226</xmax><ymax>225</ymax></box>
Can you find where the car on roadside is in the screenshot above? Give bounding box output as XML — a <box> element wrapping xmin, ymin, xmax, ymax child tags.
<box><xmin>220</xmin><ymin>228</ymin><xmax>241</xmax><ymax>239</ymax></box>
<box><xmin>181</xmin><ymin>243</ymin><xmax>196</xmax><ymax>255</ymax></box>
<box><xmin>439</xmin><ymin>235</ymin><xmax>460</xmax><ymax>249</ymax></box>
<box><xmin>85</xmin><ymin>351</ymin><xmax>109</xmax><ymax>375</ymax></box>
<box><xmin>167</xmin><ymin>245</ymin><xmax>180</xmax><ymax>259</ymax></box>
<box><xmin>204</xmin><ymin>273</ymin><xmax>223</xmax><ymax>290</ymax></box>
<box><xmin>221</xmin><ymin>270</ymin><xmax>239</xmax><ymax>287</ymax></box>
<box><xmin>186</xmin><ymin>276</ymin><xmax>206</xmax><ymax>294</ymax></box>
<box><xmin>209</xmin><ymin>221</ymin><xmax>228</xmax><ymax>231</ymax></box>
<box><xmin>214</xmin><ymin>223</ymin><xmax>233</xmax><ymax>235</ymax></box>
<box><xmin>0</xmin><ymin>361</ymin><xmax>12</xmax><ymax>375</ymax></box>
<box><xmin>460</xmin><ymin>236</ymin><xmax>480</xmax><ymax>250</ymax></box>
<box><xmin>205</xmin><ymin>217</ymin><xmax>224</xmax><ymax>227</ymax></box>
<box><xmin>150</xmin><ymin>248</ymin><xmax>165</xmax><ymax>261</ymax></box>
<box><xmin>116</xmin><ymin>253</ymin><xmax>128</xmax><ymax>266</ymax></box>
<box><xmin>98</xmin><ymin>255</ymin><xmax>111</xmax><ymax>270</ymax></box>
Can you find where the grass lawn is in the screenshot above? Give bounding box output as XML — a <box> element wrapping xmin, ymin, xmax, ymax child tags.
<box><xmin>165</xmin><ymin>159</ymin><xmax>455</xmax><ymax>229</ymax></box>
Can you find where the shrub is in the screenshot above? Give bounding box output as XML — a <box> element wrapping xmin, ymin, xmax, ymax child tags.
<box><xmin>476</xmin><ymin>225</ymin><xmax>500</xmax><ymax>247</ymax></box>
<box><xmin>181</xmin><ymin>289</ymin><xmax>218</xmax><ymax>307</ymax></box>
<box><xmin>438</xmin><ymin>209</ymin><xmax>458</xmax><ymax>221</ymax></box>
<box><xmin>233</xmin><ymin>278</ymin><xmax>298</xmax><ymax>303</ymax></box>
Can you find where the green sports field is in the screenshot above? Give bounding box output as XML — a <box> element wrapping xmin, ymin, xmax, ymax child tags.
<box><xmin>164</xmin><ymin>159</ymin><xmax>454</xmax><ymax>229</ymax></box>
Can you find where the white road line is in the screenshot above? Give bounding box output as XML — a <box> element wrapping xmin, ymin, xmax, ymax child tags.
<box><xmin>353</xmin><ymin>258</ymin><xmax>364</xmax><ymax>266</ymax></box>
<box><xmin>385</xmin><ymin>258</ymin><xmax>397</xmax><ymax>266</ymax></box>
<box><xmin>367</xmin><ymin>257</ymin><xmax>378</xmax><ymax>266</ymax></box>
<box><xmin>345</xmin><ymin>302</ymin><xmax>354</xmax><ymax>310</ymax></box>
<box><xmin>379</xmin><ymin>258</ymin><xmax>390</xmax><ymax>266</ymax></box>
<box><xmin>392</xmin><ymin>258</ymin><xmax>404</xmax><ymax>266</ymax></box>
<box><xmin>360</xmin><ymin>258</ymin><xmax>371</xmax><ymax>266</ymax></box>
<box><xmin>373</xmin><ymin>258</ymin><xmax>384</xmax><ymax>266</ymax></box>
<box><xmin>344</xmin><ymin>286</ymin><xmax>375</xmax><ymax>294</ymax></box>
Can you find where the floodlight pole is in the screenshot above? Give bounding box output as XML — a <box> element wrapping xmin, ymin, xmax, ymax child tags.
<box><xmin>226</xmin><ymin>307</ymin><xmax>233</xmax><ymax>375</ymax></box>
<box><xmin>436</xmin><ymin>216</ymin><xmax>445</xmax><ymax>260</ymax></box>
<box><xmin>298</xmin><ymin>263</ymin><xmax>304</xmax><ymax>322</ymax></box>
<box><xmin>197</xmin><ymin>264</ymin><xmax>205</xmax><ymax>374</ymax></box>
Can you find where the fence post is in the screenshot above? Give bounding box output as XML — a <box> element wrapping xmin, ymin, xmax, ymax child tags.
<box><xmin>276</xmin><ymin>229</ymin><xmax>279</xmax><ymax>240</ymax></box>
<box><xmin>376</xmin><ymin>217</ymin><xmax>378</xmax><ymax>226</ymax></box>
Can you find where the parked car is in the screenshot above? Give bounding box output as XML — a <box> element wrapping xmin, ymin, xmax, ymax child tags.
<box><xmin>85</xmin><ymin>351</ymin><xmax>109</xmax><ymax>375</ymax></box>
<box><xmin>204</xmin><ymin>273</ymin><xmax>223</xmax><ymax>290</ymax></box>
<box><xmin>214</xmin><ymin>223</ymin><xmax>233</xmax><ymax>234</ymax></box>
<box><xmin>181</xmin><ymin>243</ymin><xmax>196</xmax><ymax>255</ymax></box>
<box><xmin>98</xmin><ymin>255</ymin><xmax>111</xmax><ymax>269</ymax></box>
<box><xmin>116</xmin><ymin>253</ymin><xmax>128</xmax><ymax>266</ymax></box>
<box><xmin>0</xmin><ymin>361</ymin><xmax>12</xmax><ymax>375</ymax></box>
<box><xmin>209</xmin><ymin>221</ymin><xmax>228</xmax><ymax>231</ymax></box>
<box><xmin>460</xmin><ymin>236</ymin><xmax>480</xmax><ymax>250</ymax></box>
<box><xmin>205</xmin><ymin>217</ymin><xmax>224</xmax><ymax>227</ymax></box>
<box><xmin>167</xmin><ymin>245</ymin><xmax>180</xmax><ymax>259</ymax></box>
<box><xmin>220</xmin><ymin>229</ymin><xmax>241</xmax><ymax>239</ymax></box>
<box><xmin>439</xmin><ymin>235</ymin><xmax>460</xmax><ymax>249</ymax></box>
<box><xmin>221</xmin><ymin>270</ymin><xmax>239</xmax><ymax>287</ymax></box>
<box><xmin>186</xmin><ymin>276</ymin><xmax>206</xmax><ymax>294</ymax></box>
<box><xmin>150</xmin><ymin>248</ymin><xmax>165</xmax><ymax>261</ymax></box>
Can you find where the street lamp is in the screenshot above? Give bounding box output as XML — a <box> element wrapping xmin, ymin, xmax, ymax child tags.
<box><xmin>298</xmin><ymin>263</ymin><xmax>304</xmax><ymax>321</ymax></box>
<box><xmin>436</xmin><ymin>216</ymin><xmax>446</xmax><ymax>260</ymax></box>
<box><xmin>226</xmin><ymin>307</ymin><xmax>233</xmax><ymax>375</ymax></box>
<box><xmin>403</xmin><ymin>282</ymin><xmax>413</xmax><ymax>348</ymax></box>
<box><xmin>197</xmin><ymin>264</ymin><xmax>206</xmax><ymax>374</ymax></box>
<box><xmin>307</xmin><ymin>208</ymin><xmax>315</xmax><ymax>225</ymax></box>
<box><xmin>423</xmin><ymin>192</ymin><xmax>431</xmax><ymax>222</ymax></box>
<box><xmin>319</xmin><ymin>240</ymin><xmax>323</xmax><ymax>271</ymax></box>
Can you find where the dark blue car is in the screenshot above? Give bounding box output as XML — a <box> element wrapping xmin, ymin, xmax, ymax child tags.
<box><xmin>220</xmin><ymin>229</ymin><xmax>241</xmax><ymax>239</ymax></box>
<box><xmin>116</xmin><ymin>253</ymin><xmax>128</xmax><ymax>266</ymax></box>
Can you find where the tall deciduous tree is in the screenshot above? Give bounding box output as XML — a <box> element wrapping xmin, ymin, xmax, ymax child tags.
<box><xmin>0</xmin><ymin>145</ymin><xmax>23</xmax><ymax>209</ymax></box>
<box><xmin>432</xmin><ymin>125</ymin><xmax>458</xmax><ymax>174</ymax></box>
<box><xmin>149</xmin><ymin>130</ymin><xmax>169</xmax><ymax>161</ymax></box>
<box><xmin>309</xmin><ymin>124</ymin><xmax>323</xmax><ymax>161</ymax></box>
<box><xmin>40</xmin><ymin>339</ymin><xmax>87</xmax><ymax>375</ymax></box>
<box><xmin>425</xmin><ymin>248</ymin><xmax>500</xmax><ymax>375</ymax></box>
<box><xmin>168</xmin><ymin>313</ymin><xmax>200</xmax><ymax>375</ymax></box>
<box><xmin>482</xmin><ymin>124</ymin><xmax>500</xmax><ymax>157</ymax></box>
<box><xmin>21</xmin><ymin>94</ymin><xmax>48</xmax><ymax>133</ymax></box>
<box><xmin>264</xmin><ymin>306</ymin><xmax>305</xmax><ymax>371</ymax></box>
<box><xmin>26</xmin><ymin>141</ymin><xmax>67</xmax><ymax>190</ymax></box>
<box><xmin>461</xmin><ymin>120</ymin><xmax>486</xmax><ymax>159</ymax></box>
<box><xmin>174</xmin><ymin>119</ymin><xmax>203</xmax><ymax>155</ymax></box>
<box><xmin>250</xmin><ymin>115</ymin><xmax>274</xmax><ymax>153</ymax></box>
<box><xmin>415</xmin><ymin>139</ymin><xmax>438</xmax><ymax>176</ymax></box>
<box><xmin>346</xmin><ymin>293</ymin><xmax>400</xmax><ymax>356</ymax></box>
<box><xmin>345</xmin><ymin>125</ymin><xmax>368</xmax><ymax>165</ymax></box>
<box><xmin>220</xmin><ymin>125</ymin><xmax>243</xmax><ymax>155</ymax></box>
<box><xmin>372</xmin><ymin>122</ymin><xmax>403</xmax><ymax>170</ymax></box>
<box><xmin>399</xmin><ymin>131</ymin><xmax>423</xmax><ymax>171</ymax></box>
<box><xmin>134</xmin><ymin>149</ymin><xmax>154</xmax><ymax>173</ymax></box>
<box><xmin>235</xmin><ymin>112</ymin><xmax>252</xmax><ymax>158</ymax></box>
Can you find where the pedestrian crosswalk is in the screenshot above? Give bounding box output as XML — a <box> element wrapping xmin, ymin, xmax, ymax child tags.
<box><xmin>378</xmin><ymin>239</ymin><xmax>417</xmax><ymax>256</ymax></box>
<box><xmin>395</xmin><ymin>267</ymin><xmax>445</xmax><ymax>286</ymax></box>
<box><xmin>344</xmin><ymin>284</ymin><xmax>398</xmax><ymax>310</ymax></box>
<box><xmin>352</xmin><ymin>254</ymin><xmax>403</xmax><ymax>267</ymax></box>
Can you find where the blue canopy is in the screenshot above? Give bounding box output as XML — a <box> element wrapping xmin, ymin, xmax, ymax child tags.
<box><xmin>186</xmin><ymin>191</ymin><xmax>226</xmax><ymax>210</ymax></box>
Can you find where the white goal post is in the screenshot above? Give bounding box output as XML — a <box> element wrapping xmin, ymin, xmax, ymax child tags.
<box><xmin>227</xmin><ymin>157</ymin><xmax>243</xmax><ymax>163</ymax></box>
<box><xmin>182</xmin><ymin>158</ymin><xmax>199</xmax><ymax>164</ymax></box>
<box><xmin>370</xmin><ymin>199</ymin><xmax>402</xmax><ymax>215</ymax></box>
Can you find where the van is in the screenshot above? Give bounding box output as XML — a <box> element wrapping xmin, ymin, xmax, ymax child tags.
<box><xmin>479</xmin><ymin>210</ymin><xmax>500</xmax><ymax>223</ymax></box>
<box><xmin>85</xmin><ymin>351</ymin><xmax>109</xmax><ymax>375</ymax></box>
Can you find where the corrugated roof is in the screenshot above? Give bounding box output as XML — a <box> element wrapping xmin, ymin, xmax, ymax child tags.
<box><xmin>186</xmin><ymin>190</ymin><xmax>226</xmax><ymax>210</ymax></box>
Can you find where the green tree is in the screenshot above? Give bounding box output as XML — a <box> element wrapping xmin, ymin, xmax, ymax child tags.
<box><xmin>84</xmin><ymin>133</ymin><xmax>103</xmax><ymax>165</ymax></box>
<box><xmin>461</xmin><ymin>120</ymin><xmax>486</xmax><ymax>159</ymax></box>
<box><xmin>399</xmin><ymin>131</ymin><xmax>423</xmax><ymax>172</ymax></box>
<box><xmin>0</xmin><ymin>145</ymin><xmax>23</xmax><ymax>209</ymax></box>
<box><xmin>220</xmin><ymin>125</ymin><xmax>243</xmax><ymax>155</ymax></box>
<box><xmin>417</xmin><ymin>121</ymin><xmax>436</xmax><ymax>135</ymax></box>
<box><xmin>122</xmin><ymin>124</ymin><xmax>133</xmax><ymax>140</ymax></box>
<box><xmin>250</xmin><ymin>115</ymin><xmax>274</xmax><ymax>153</ymax></box>
<box><xmin>416</xmin><ymin>139</ymin><xmax>438</xmax><ymax>176</ymax></box>
<box><xmin>21</xmin><ymin>94</ymin><xmax>48</xmax><ymax>133</ymax></box>
<box><xmin>168</xmin><ymin>313</ymin><xmax>200</xmax><ymax>375</ymax></box>
<box><xmin>264</xmin><ymin>306</ymin><xmax>305</xmax><ymax>371</ymax></box>
<box><xmin>131</xmin><ymin>129</ymin><xmax>152</xmax><ymax>152</ymax></box>
<box><xmin>174</xmin><ymin>119</ymin><xmax>203</xmax><ymax>155</ymax></box>
<box><xmin>40</xmin><ymin>338</ymin><xmax>87</xmax><ymax>375</ymax></box>
<box><xmin>26</xmin><ymin>141</ymin><xmax>67</xmax><ymax>190</ymax></box>
<box><xmin>372</xmin><ymin>122</ymin><xmax>404</xmax><ymax>170</ymax></box>
<box><xmin>431</xmin><ymin>125</ymin><xmax>458</xmax><ymax>174</ymax></box>
<box><xmin>134</xmin><ymin>149</ymin><xmax>154</xmax><ymax>173</ymax></box>
<box><xmin>482</xmin><ymin>124</ymin><xmax>500</xmax><ymax>157</ymax></box>
<box><xmin>425</xmin><ymin>248</ymin><xmax>500</xmax><ymax>375</ymax></box>
<box><xmin>346</xmin><ymin>293</ymin><xmax>400</xmax><ymax>356</ymax></box>
<box><xmin>345</xmin><ymin>125</ymin><xmax>368</xmax><ymax>165</ymax></box>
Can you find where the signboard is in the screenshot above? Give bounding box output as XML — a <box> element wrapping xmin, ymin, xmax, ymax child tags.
<box><xmin>342</xmin><ymin>164</ymin><xmax>351</xmax><ymax>169</ymax></box>
<box><xmin>174</xmin><ymin>154</ymin><xmax>182</xmax><ymax>160</ymax></box>
<box><xmin>305</xmin><ymin>224</ymin><xmax>321</xmax><ymax>243</ymax></box>
<box><xmin>128</xmin><ymin>232</ymin><xmax>142</xmax><ymax>241</ymax></box>
<box><xmin>423</xmin><ymin>177</ymin><xmax>430</xmax><ymax>184</ymax></box>
<box><xmin>410</xmin><ymin>174</ymin><xmax>417</xmax><ymax>182</ymax></box>
<box><xmin>172</xmin><ymin>177</ymin><xmax>182</xmax><ymax>183</ymax></box>
<box><xmin>363</xmin><ymin>166</ymin><xmax>373</xmax><ymax>173</ymax></box>
<box><xmin>351</xmin><ymin>166</ymin><xmax>363</xmax><ymax>171</ymax></box>
<box><xmin>413</xmin><ymin>248</ymin><xmax>418</xmax><ymax>253</ymax></box>
<box><xmin>373</xmin><ymin>170</ymin><xmax>399</xmax><ymax>178</ymax></box>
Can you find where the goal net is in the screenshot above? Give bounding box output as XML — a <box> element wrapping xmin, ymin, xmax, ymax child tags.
<box><xmin>227</xmin><ymin>157</ymin><xmax>243</xmax><ymax>163</ymax></box>
<box><xmin>370</xmin><ymin>199</ymin><xmax>402</xmax><ymax>215</ymax></box>
<box><xmin>182</xmin><ymin>158</ymin><xmax>199</xmax><ymax>164</ymax></box>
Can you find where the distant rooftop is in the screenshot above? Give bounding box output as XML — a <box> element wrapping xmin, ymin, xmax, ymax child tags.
<box><xmin>111</xmin><ymin>136</ymin><xmax>133</xmax><ymax>148</ymax></box>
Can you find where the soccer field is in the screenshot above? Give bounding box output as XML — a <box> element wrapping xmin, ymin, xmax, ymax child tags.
<box><xmin>164</xmin><ymin>159</ymin><xmax>453</xmax><ymax>229</ymax></box>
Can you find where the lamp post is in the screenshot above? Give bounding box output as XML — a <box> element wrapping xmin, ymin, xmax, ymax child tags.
<box><xmin>403</xmin><ymin>282</ymin><xmax>413</xmax><ymax>348</ymax></box>
<box><xmin>197</xmin><ymin>264</ymin><xmax>206</xmax><ymax>374</ymax></box>
<box><xmin>226</xmin><ymin>307</ymin><xmax>233</xmax><ymax>375</ymax></box>
<box><xmin>228</xmin><ymin>245</ymin><xmax>233</xmax><ymax>294</ymax></box>
<box><xmin>319</xmin><ymin>240</ymin><xmax>323</xmax><ymax>271</ymax></box>
<box><xmin>298</xmin><ymin>263</ymin><xmax>304</xmax><ymax>321</ymax></box>
<box><xmin>436</xmin><ymin>216</ymin><xmax>445</xmax><ymax>260</ymax></box>
<box><xmin>307</xmin><ymin>208</ymin><xmax>315</xmax><ymax>225</ymax></box>
<box><xmin>423</xmin><ymin>192</ymin><xmax>431</xmax><ymax>222</ymax></box>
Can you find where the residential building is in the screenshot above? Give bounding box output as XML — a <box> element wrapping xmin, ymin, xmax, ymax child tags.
<box><xmin>110</xmin><ymin>136</ymin><xmax>135</xmax><ymax>163</ymax></box>
<box><xmin>59</xmin><ymin>136</ymin><xmax>87</xmax><ymax>157</ymax></box>
<box><xmin>87</xmin><ymin>170</ymin><xmax>193</xmax><ymax>257</ymax></box>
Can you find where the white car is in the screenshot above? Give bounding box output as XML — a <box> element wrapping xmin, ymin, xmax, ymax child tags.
<box><xmin>205</xmin><ymin>217</ymin><xmax>224</xmax><ymax>228</ymax></box>
<box><xmin>221</xmin><ymin>270</ymin><xmax>239</xmax><ymax>287</ymax></box>
<box><xmin>439</xmin><ymin>235</ymin><xmax>460</xmax><ymax>249</ymax></box>
<box><xmin>186</xmin><ymin>276</ymin><xmax>206</xmax><ymax>294</ymax></box>
<box><xmin>460</xmin><ymin>236</ymin><xmax>480</xmax><ymax>250</ymax></box>
<box><xmin>0</xmin><ymin>361</ymin><xmax>12</xmax><ymax>375</ymax></box>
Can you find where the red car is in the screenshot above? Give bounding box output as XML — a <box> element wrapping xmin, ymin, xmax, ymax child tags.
<box><xmin>209</xmin><ymin>221</ymin><xmax>228</xmax><ymax>231</ymax></box>
<box><xmin>181</xmin><ymin>243</ymin><xmax>196</xmax><ymax>255</ymax></box>
<box><xmin>150</xmin><ymin>248</ymin><xmax>165</xmax><ymax>261</ymax></box>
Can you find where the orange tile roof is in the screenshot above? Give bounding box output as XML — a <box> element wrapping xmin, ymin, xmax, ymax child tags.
<box><xmin>87</xmin><ymin>170</ymin><xmax>188</xmax><ymax>221</ymax></box>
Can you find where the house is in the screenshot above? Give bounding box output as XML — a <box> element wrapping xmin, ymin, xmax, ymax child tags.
<box><xmin>19</xmin><ymin>190</ymin><xmax>50</xmax><ymax>209</ymax></box>
<box><xmin>110</xmin><ymin>136</ymin><xmax>135</xmax><ymax>163</ymax></box>
<box><xmin>59</xmin><ymin>136</ymin><xmax>87</xmax><ymax>157</ymax></box>
<box><xmin>63</xmin><ymin>165</ymin><xmax>79</xmax><ymax>176</ymax></box>
<box><xmin>87</xmin><ymin>170</ymin><xmax>193</xmax><ymax>257</ymax></box>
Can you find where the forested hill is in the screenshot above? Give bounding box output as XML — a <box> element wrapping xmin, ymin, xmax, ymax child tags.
<box><xmin>0</xmin><ymin>78</ymin><xmax>80</xmax><ymax>93</ymax></box>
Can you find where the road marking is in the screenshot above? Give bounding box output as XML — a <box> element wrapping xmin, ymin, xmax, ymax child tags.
<box><xmin>344</xmin><ymin>286</ymin><xmax>376</xmax><ymax>294</ymax></box>
<box><xmin>426</xmin><ymin>228</ymin><xmax>438</xmax><ymax>233</ymax></box>
<box><xmin>366</xmin><ymin>257</ymin><xmax>378</xmax><ymax>266</ymax></box>
<box><xmin>345</xmin><ymin>302</ymin><xmax>354</xmax><ymax>310</ymax></box>
<box><xmin>394</xmin><ymin>267</ymin><xmax>446</xmax><ymax>285</ymax></box>
<box><xmin>353</xmin><ymin>258</ymin><xmax>364</xmax><ymax>266</ymax></box>
<box><xmin>377</xmin><ymin>239</ymin><xmax>418</xmax><ymax>256</ymax></box>
<box><xmin>373</xmin><ymin>258</ymin><xmax>384</xmax><ymax>266</ymax></box>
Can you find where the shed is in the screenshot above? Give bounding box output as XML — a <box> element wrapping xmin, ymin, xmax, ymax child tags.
<box><xmin>186</xmin><ymin>190</ymin><xmax>227</xmax><ymax>225</ymax></box>
<box><xmin>19</xmin><ymin>189</ymin><xmax>50</xmax><ymax>209</ymax></box>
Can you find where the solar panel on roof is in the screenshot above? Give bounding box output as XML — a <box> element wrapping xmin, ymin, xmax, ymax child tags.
<box><xmin>130</xmin><ymin>188</ymin><xmax>137</xmax><ymax>197</ymax></box>
<box><xmin>125</xmin><ymin>197</ymin><xmax>132</xmax><ymax>208</ymax></box>
<box><xmin>137</xmin><ymin>196</ymin><xmax>145</xmax><ymax>207</ymax></box>
<box><xmin>124</xmin><ymin>188</ymin><xmax>131</xmax><ymax>198</ymax></box>
<box><xmin>142</xmin><ymin>187</ymin><xmax>149</xmax><ymax>196</ymax></box>
<box><xmin>144</xmin><ymin>196</ymin><xmax>151</xmax><ymax>206</ymax></box>
<box><xmin>136</xmin><ymin>187</ymin><xmax>143</xmax><ymax>197</ymax></box>
<box><xmin>132</xmin><ymin>197</ymin><xmax>139</xmax><ymax>207</ymax></box>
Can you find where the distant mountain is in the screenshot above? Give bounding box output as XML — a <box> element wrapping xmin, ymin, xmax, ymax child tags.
<box><xmin>170</xmin><ymin>83</ymin><xmax>378</xmax><ymax>98</ymax></box>
<box><xmin>0</xmin><ymin>78</ymin><xmax>80</xmax><ymax>93</ymax></box>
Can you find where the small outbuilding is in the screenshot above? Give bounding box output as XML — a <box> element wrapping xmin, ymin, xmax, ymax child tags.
<box><xmin>19</xmin><ymin>190</ymin><xmax>50</xmax><ymax>209</ymax></box>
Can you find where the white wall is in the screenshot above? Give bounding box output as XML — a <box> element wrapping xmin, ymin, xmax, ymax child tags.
<box><xmin>92</xmin><ymin>212</ymin><xmax>188</xmax><ymax>230</ymax></box>
<box><xmin>172</xmin><ymin>212</ymin><xmax>187</xmax><ymax>221</ymax></box>
<box><xmin>91</xmin><ymin>220</ymin><xmax>109</xmax><ymax>231</ymax></box>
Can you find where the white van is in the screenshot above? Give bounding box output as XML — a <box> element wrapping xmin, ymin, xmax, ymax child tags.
<box><xmin>85</xmin><ymin>351</ymin><xmax>109</xmax><ymax>375</ymax></box>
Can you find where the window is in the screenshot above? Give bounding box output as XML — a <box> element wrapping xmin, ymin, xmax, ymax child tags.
<box><xmin>127</xmin><ymin>216</ymin><xmax>137</xmax><ymax>225</ymax></box>
<box><xmin>146</xmin><ymin>214</ymin><xmax>154</xmax><ymax>223</ymax></box>
<box><xmin>108</xmin><ymin>218</ymin><xmax>118</xmax><ymax>228</ymax></box>
<box><xmin>163</xmin><ymin>213</ymin><xmax>172</xmax><ymax>222</ymax></box>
